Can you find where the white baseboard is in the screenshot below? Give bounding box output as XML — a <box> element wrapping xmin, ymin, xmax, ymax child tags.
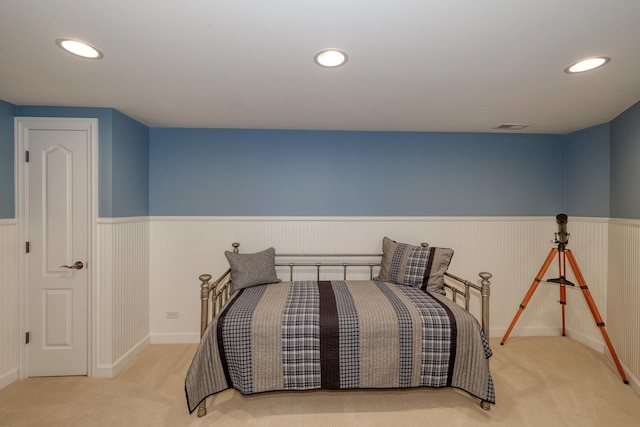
<box><xmin>150</xmin><ymin>333</ymin><xmax>200</xmax><ymax>344</ymax></box>
<box><xmin>565</xmin><ymin>326</ymin><xmax>639</xmax><ymax>398</ymax></box>
<box><xmin>625</xmin><ymin>365</ymin><xmax>640</xmax><ymax>399</ymax></box>
<box><xmin>565</xmin><ymin>327</ymin><xmax>605</xmax><ymax>353</ymax></box>
<box><xmin>601</xmin><ymin>350</ymin><xmax>640</xmax><ymax>399</ymax></box>
<box><xmin>494</xmin><ymin>327</ymin><xmax>607</xmax><ymax>354</ymax></box>
<box><xmin>490</xmin><ymin>327</ymin><xmax>563</xmax><ymax>341</ymax></box>
<box><xmin>0</xmin><ymin>368</ymin><xmax>18</xmax><ymax>391</ymax></box>
<box><xmin>94</xmin><ymin>336</ymin><xmax>149</xmax><ymax>378</ymax></box>
<box><xmin>601</xmin><ymin>345</ymin><xmax>640</xmax><ymax>399</ymax></box>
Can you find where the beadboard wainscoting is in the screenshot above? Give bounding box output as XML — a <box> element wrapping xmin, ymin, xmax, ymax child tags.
<box><xmin>0</xmin><ymin>220</ymin><xmax>18</xmax><ymax>389</ymax></box>
<box><xmin>148</xmin><ymin>216</ymin><xmax>612</xmax><ymax>351</ymax></box>
<box><xmin>96</xmin><ymin>217</ymin><xmax>150</xmax><ymax>377</ymax></box>
<box><xmin>3</xmin><ymin>215</ymin><xmax>637</xmax><ymax>395</ymax></box>
<box><xmin>609</xmin><ymin>219</ymin><xmax>640</xmax><ymax>394</ymax></box>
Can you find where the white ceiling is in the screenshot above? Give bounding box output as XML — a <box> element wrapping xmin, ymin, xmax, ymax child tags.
<box><xmin>1</xmin><ymin>0</ymin><xmax>640</xmax><ymax>134</ymax></box>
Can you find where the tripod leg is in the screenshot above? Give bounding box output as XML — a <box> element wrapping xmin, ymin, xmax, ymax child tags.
<box><xmin>560</xmin><ymin>283</ymin><xmax>567</xmax><ymax>336</ymax></box>
<box><xmin>501</xmin><ymin>248</ymin><xmax>557</xmax><ymax>345</ymax></box>
<box><xmin>565</xmin><ymin>250</ymin><xmax>629</xmax><ymax>384</ymax></box>
<box><xmin>558</xmin><ymin>250</ymin><xmax>567</xmax><ymax>336</ymax></box>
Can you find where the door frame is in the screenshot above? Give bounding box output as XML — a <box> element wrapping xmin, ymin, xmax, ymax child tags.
<box><xmin>15</xmin><ymin>117</ymin><xmax>98</xmax><ymax>378</ymax></box>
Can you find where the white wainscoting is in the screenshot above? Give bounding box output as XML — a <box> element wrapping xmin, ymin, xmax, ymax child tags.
<box><xmin>95</xmin><ymin>217</ymin><xmax>150</xmax><ymax>377</ymax></box>
<box><xmin>148</xmin><ymin>216</ymin><xmax>611</xmax><ymax>350</ymax></box>
<box><xmin>6</xmin><ymin>215</ymin><xmax>635</xmax><ymax>394</ymax></box>
<box><xmin>0</xmin><ymin>220</ymin><xmax>18</xmax><ymax>390</ymax></box>
<box><xmin>608</xmin><ymin>219</ymin><xmax>640</xmax><ymax>395</ymax></box>
<box><xmin>562</xmin><ymin>218</ymin><xmax>610</xmax><ymax>351</ymax></box>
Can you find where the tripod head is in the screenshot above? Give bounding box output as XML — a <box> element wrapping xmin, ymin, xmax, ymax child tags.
<box><xmin>554</xmin><ymin>213</ymin><xmax>570</xmax><ymax>249</ymax></box>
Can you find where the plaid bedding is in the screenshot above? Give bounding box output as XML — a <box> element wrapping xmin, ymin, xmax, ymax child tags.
<box><xmin>185</xmin><ymin>280</ymin><xmax>494</xmax><ymax>413</ymax></box>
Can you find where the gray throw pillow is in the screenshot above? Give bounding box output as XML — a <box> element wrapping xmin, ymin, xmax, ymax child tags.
<box><xmin>377</xmin><ymin>237</ymin><xmax>453</xmax><ymax>294</ymax></box>
<box><xmin>225</xmin><ymin>247</ymin><xmax>281</xmax><ymax>294</ymax></box>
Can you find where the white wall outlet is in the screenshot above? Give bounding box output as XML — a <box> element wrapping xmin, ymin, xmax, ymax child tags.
<box><xmin>166</xmin><ymin>311</ymin><xmax>179</xmax><ymax>319</ymax></box>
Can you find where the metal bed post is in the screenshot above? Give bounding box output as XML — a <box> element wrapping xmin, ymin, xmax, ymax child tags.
<box><xmin>196</xmin><ymin>274</ymin><xmax>211</xmax><ymax>418</ymax></box>
<box><xmin>198</xmin><ymin>274</ymin><xmax>212</xmax><ymax>339</ymax></box>
<box><xmin>479</xmin><ymin>272</ymin><xmax>492</xmax><ymax>341</ymax></box>
<box><xmin>444</xmin><ymin>271</ymin><xmax>492</xmax><ymax>341</ymax></box>
<box><xmin>195</xmin><ymin>243</ymin><xmax>239</xmax><ymax>417</ymax></box>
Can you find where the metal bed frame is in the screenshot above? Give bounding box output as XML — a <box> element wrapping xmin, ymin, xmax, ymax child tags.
<box><xmin>196</xmin><ymin>242</ymin><xmax>492</xmax><ymax>416</ymax></box>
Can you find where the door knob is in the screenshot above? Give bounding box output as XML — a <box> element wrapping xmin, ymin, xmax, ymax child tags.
<box><xmin>60</xmin><ymin>261</ymin><xmax>84</xmax><ymax>270</ymax></box>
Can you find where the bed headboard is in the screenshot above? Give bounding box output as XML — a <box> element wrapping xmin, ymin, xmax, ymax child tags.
<box><xmin>198</xmin><ymin>242</ymin><xmax>491</xmax><ymax>343</ymax></box>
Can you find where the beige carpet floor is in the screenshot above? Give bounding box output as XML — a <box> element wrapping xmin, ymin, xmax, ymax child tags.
<box><xmin>1</xmin><ymin>337</ymin><xmax>639</xmax><ymax>426</ymax></box>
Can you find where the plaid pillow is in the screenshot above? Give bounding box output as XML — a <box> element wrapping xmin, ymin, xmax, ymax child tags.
<box><xmin>377</xmin><ymin>237</ymin><xmax>453</xmax><ymax>294</ymax></box>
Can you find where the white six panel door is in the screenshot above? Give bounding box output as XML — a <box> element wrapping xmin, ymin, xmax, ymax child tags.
<box><xmin>27</xmin><ymin>127</ymin><xmax>89</xmax><ymax>376</ymax></box>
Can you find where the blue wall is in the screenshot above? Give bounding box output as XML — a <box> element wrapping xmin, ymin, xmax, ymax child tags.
<box><xmin>13</xmin><ymin>106</ymin><xmax>149</xmax><ymax>218</ymax></box>
<box><xmin>610</xmin><ymin>100</ymin><xmax>640</xmax><ymax>220</ymax></box>
<box><xmin>565</xmin><ymin>123</ymin><xmax>610</xmax><ymax>217</ymax></box>
<box><xmin>6</xmin><ymin>99</ymin><xmax>639</xmax><ymax>219</ymax></box>
<box><xmin>150</xmin><ymin>128</ymin><xmax>566</xmax><ymax>216</ymax></box>
<box><xmin>0</xmin><ymin>100</ymin><xmax>15</xmax><ymax>218</ymax></box>
<box><xmin>112</xmin><ymin>110</ymin><xmax>149</xmax><ymax>217</ymax></box>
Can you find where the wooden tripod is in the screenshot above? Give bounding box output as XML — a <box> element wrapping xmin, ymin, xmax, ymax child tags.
<box><xmin>500</xmin><ymin>245</ymin><xmax>629</xmax><ymax>384</ymax></box>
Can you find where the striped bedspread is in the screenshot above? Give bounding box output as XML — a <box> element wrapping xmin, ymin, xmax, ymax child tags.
<box><xmin>185</xmin><ymin>280</ymin><xmax>494</xmax><ymax>413</ymax></box>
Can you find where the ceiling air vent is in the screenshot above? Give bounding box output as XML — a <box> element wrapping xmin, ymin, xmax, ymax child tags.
<box><xmin>495</xmin><ymin>123</ymin><xmax>529</xmax><ymax>130</ymax></box>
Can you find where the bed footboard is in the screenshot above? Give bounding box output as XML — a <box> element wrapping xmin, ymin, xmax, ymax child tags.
<box><xmin>195</xmin><ymin>243</ymin><xmax>492</xmax><ymax>416</ymax></box>
<box><xmin>196</xmin><ymin>270</ymin><xmax>232</xmax><ymax>417</ymax></box>
<box><xmin>196</xmin><ymin>245</ymin><xmax>236</xmax><ymax>417</ymax></box>
<box><xmin>444</xmin><ymin>271</ymin><xmax>492</xmax><ymax>341</ymax></box>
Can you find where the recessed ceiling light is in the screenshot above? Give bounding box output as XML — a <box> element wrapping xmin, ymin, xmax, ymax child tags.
<box><xmin>55</xmin><ymin>38</ymin><xmax>104</xmax><ymax>59</ymax></box>
<box><xmin>564</xmin><ymin>56</ymin><xmax>610</xmax><ymax>74</ymax></box>
<box><xmin>314</xmin><ymin>49</ymin><xmax>348</xmax><ymax>68</ymax></box>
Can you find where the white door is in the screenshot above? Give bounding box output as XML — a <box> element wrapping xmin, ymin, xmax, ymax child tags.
<box><xmin>21</xmin><ymin>119</ymin><xmax>92</xmax><ymax>376</ymax></box>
